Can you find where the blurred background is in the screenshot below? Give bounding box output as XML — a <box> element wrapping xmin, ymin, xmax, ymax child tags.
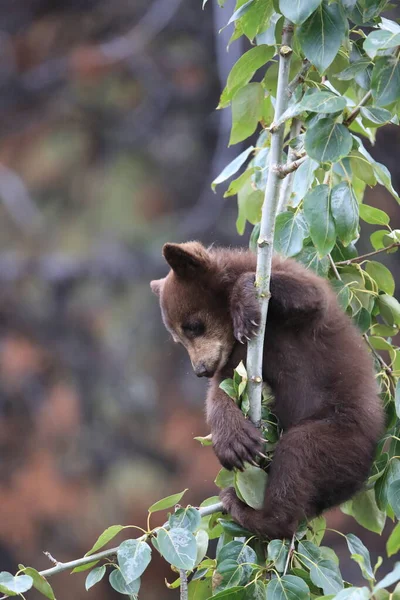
<box><xmin>0</xmin><ymin>1</ymin><xmax>398</xmax><ymax>598</ymax></box>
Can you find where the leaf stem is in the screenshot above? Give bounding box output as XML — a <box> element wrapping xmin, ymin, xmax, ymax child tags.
<box><xmin>336</xmin><ymin>243</ymin><xmax>400</xmax><ymax>265</ymax></box>
<box><xmin>246</xmin><ymin>19</ymin><xmax>295</xmax><ymax>427</ymax></box>
<box><xmin>343</xmin><ymin>90</ymin><xmax>372</xmax><ymax>127</ymax></box>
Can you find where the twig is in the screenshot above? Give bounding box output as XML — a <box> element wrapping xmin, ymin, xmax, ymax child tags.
<box><xmin>275</xmin><ymin>153</ymin><xmax>307</xmax><ymax>181</ymax></box>
<box><xmin>328</xmin><ymin>255</ymin><xmax>393</xmax><ymax>377</ymax></box>
<box><xmin>288</xmin><ymin>59</ymin><xmax>311</xmax><ymax>97</ymax></box>
<box><xmin>0</xmin><ymin>501</ymin><xmax>223</xmax><ymax>597</ymax></box>
<box><xmin>277</xmin><ymin>119</ymin><xmax>303</xmax><ymax>212</ymax></box>
<box><xmin>283</xmin><ymin>534</ymin><xmax>296</xmax><ymax>576</ymax></box>
<box><xmin>43</xmin><ymin>552</ymin><xmax>59</xmax><ymax>566</ymax></box>
<box><xmin>180</xmin><ymin>570</ymin><xmax>188</xmax><ymax>600</ymax></box>
<box><xmin>343</xmin><ymin>90</ymin><xmax>372</xmax><ymax>127</ymax></box>
<box><xmin>246</xmin><ymin>19</ymin><xmax>295</xmax><ymax>427</ymax></box>
<box><xmin>336</xmin><ymin>243</ymin><xmax>400</xmax><ymax>265</ymax></box>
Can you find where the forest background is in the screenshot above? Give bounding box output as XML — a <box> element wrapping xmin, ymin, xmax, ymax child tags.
<box><xmin>0</xmin><ymin>1</ymin><xmax>398</xmax><ymax>599</ymax></box>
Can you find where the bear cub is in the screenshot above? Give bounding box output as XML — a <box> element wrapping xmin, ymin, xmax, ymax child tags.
<box><xmin>151</xmin><ymin>241</ymin><xmax>384</xmax><ymax>539</ymax></box>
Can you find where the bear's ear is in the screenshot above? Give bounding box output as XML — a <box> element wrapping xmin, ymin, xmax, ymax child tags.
<box><xmin>163</xmin><ymin>242</ymin><xmax>210</xmax><ymax>279</ymax></box>
<box><xmin>150</xmin><ymin>278</ymin><xmax>164</xmax><ymax>296</ymax></box>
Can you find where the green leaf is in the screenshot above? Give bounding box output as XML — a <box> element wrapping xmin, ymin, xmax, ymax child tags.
<box><xmin>396</xmin><ymin>380</ymin><xmax>400</xmax><ymax>419</ymax></box>
<box><xmin>194</xmin><ymin>434</ymin><xmax>213</xmax><ymax>446</ymax></box>
<box><xmin>218</xmin><ymin>519</ymin><xmax>252</xmax><ymax>538</ymax></box>
<box><xmin>188</xmin><ymin>578</ymin><xmax>212</xmax><ymax>600</ymax></box>
<box><xmin>371</xmin><ymin>56</ymin><xmax>400</xmax><ymax>107</ymax></box>
<box><xmin>305</xmin><ymin>118</ymin><xmax>352</xmax><ymax>163</ymax></box>
<box><xmin>85</xmin><ymin>525</ymin><xmax>125</xmax><ymax>556</ymax></box>
<box><xmin>370</xmin><ymin>230</ymin><xmax>389</xmax><ymax>250</ymax></box>
<box><xmin>279</xmin><ymin>91</ymin><xmax>347</xmax><ymax>127</ymax></box>
<box><xmin>215</xmin><ymin>559</ymin><xmax>245</xmax><ymax>592</ymax></box>
<box><xmin>337</xmin><ymin>59</ymin><xmax>371</xmax><ymax>81</ymax></box>
<box><xmin>235</xmin><ymin>464</ymin><xmax>267</xmax><ymax>509</ymax></box>
<box><xmin>224</xmin><ymin>169</ymin><xmax>257</xmax><ymax>198</ymax></box>
<box><xmin>330</xmin><ymin>280</ymin><xmax>351</xmax><ymax>311</ymax></box>
<box><xmin>378</xmin><ymin>294</ymin><xmax>400</xmax><ymax>327</ymax></box>
<box><xmin>375</xmin><ymin>459</ymin><xmax>400</xmax><ymax>511</ymax></box>
<box><xmin>71</xmin><ymin>560</ymin><xmax>99</xmax><ymax>574</ymax></box>
<box><xmin>365</xmin><ymin>261</ymin><xmax>395</xmax><ymax>295</ymax></box>
<box><xmin>353</xmin><ymin>307</ymin><xmax>371</xmax><ymax>334</ymax></box>
<box><xmin>109</xmin><ymin>569</ymin><xmax>140</xmax><ymax>595</ymax></box>
<box><xmin>246</xmin><ymin>580</ymin><xmax>267</xmax><ymax>599</ymax></box>
<box><xmin>297</xmin><ymin>540</ymin><xmax>322</xmax><ymax>569</ymax></box>
<box><xmin>227</xmin><ymin>0</ymin><xmax>256</xmax><ymax>25</ymax></box>
<box><xmin>148</xmin><ymin>489</ymin><xmax>188</xmax><ymax>513</ymax></box>
<box><xmin>279</xmin><ymin>0</ymin><xmax>322</xmax><ymax>25</ymax></box>
<box><xmin>268</xmin><ymin>540</ymin><xmax>290</xmax><ymax>572</ymax></box>
<box><xmin>266</xmin><ymin>575</ymin><xmax>310</xmax><ymax>600</ymax></box>
<box><xmin>117</xmin><ymin>539</ymin><xmax>152</xmax><ymax>583</ymax></box>
<box><xmin>290</xmin><ymin>158</ymin><xmax>319</xmax><ymax>207</ymax></box>
<box><xmin>215</xmin><ymin>468</ymin><xmax>236</xmax><ymax>490</ymax></box>
<box><xmin>388</xmin><ymin>480</ymin><xmax>400</xmax><ymax>519</ymax></box>
<box><xmin>373</xmin><ymin>563</ymin><xmax>400</xmax><ymax>593</ymax></box>
<box><xmin>169</xmin><ymin>507</ymin><xmax>201</xmax><ymax>532</ymax></box>
<box><xmin>220</xmin><ymin>46</ymin><xmax>274</xmax><ymax>107</ymax></box>
<box><xmin>341</xmin><ymin>489</ymin><xmax>386</xmax><ymax>534</ymax></box>
<box><xmin>356</xmin><ymin>138</ymin><xmax>400</xmax><ymax>203</ymax></box>
<box><xmin>0</xmin><ymin>573</ymin><xmax>33</xmax><ymax>596</ymax></box>
<box><xmin>303</xmin><ymin>185</ymin><xmax>336</xmax><ymax>257</ymax></box>
<box><xmin>331</xmin><ymin>181</ymin><xmax>359</xmax><ymax>246</ymax></box>
<box><xmin>364</xmin><ymin>30</ymin><xmax>400</xmax><ymax>60</ymax></box>
<box><xmin>306</xmin><ymin>516</ymin><xmax>326</xmax><ymax>546</ymax></box>
<box><xmin>297</xmin><ymin>1</ymin><xmax>346</xmax><ymax>73</ymax></box>
<box><xmin>195</xmin><ymin>530</ymin><xmax>209</xmax><ymax>566</ymax></box>
<box><xmin>387</xmin><ymin>522</ymin><xmax>400</xmax><ymax>557</ymax></box>
<box><xmin>229</xmin><ymin>83</ymin><xmax>264</xmax><ymax>145</ymax></box>
<box><xmin>296</xmin><ymin>245</ymin><xmax>330</xmax><ymax>276</ymax></box>
<box><xmin>310</xmin><ymin>560</ymin><xmax>343</xmax><ymax>595</ymax></box>
<box><xmin>211</xmin><ymin>587</ymin><xmax>246</xmax><ymax>599</ymax></box>
<box><xmin>85</xmin><ymin>566</ymin><xmax>106</xmax><ymax>591</ymax></box>
<box><xmin>360</xmin><ymin>107</ymin><xmax>392</xmax><ymax>128</ymax></box>
<box><xmin>346</xmin><ymin>534</ymin><xmax>374</xmax><ymax>581</ymax></box>
<box><xmin>157</xmin><ymin>527</ymin><xmax>197</xmax><ymax>570</ymax></box>
<box><xmin>274</xmin><ymin>211</ymin><xmax>308</xmax><ymax>257</ymax></box>
<box><xmin>20</xmin><ymin>568</ymin><xmax>55</xmax><ymax>600</ymax></box>
<box><xmin>359</xmin><ymin>204</ymin><xmax>389</xmax><ymax>226</ymax></box>
<box><xmin>332</xmin><ymin>588</ymin><xmax>370</xmax><ymax>599</ymax></box>
<box><xmin>212</xmin><ymin>147</ymin><xmax>254</xmax><ymax>190</ymax></box>
<box><xmin>219</xmin><ymin>379</ymin><xmax>238</xmax><ymax>400</ymax></box>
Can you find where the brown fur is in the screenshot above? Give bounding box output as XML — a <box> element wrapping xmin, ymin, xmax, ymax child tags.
<box><xmin>151</xmin><ymin>242</ymin><xmax>384</xmax><ymax>539</ymax></box>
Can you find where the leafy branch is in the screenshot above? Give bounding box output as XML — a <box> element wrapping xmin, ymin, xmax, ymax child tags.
<box><xmin>246</xmin><ymin>19</ymin><xmax>295</xmax><ymax>426</ymax></box>
<box><xmin>336</xmin><ymin>242</ymin><xmax>400</xmax><ymax>265</ymax></box>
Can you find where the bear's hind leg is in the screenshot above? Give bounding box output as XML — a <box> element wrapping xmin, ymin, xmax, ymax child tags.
<box><xmin>220</xmin><ymin>419</ymin><xmax>371</xmax><ymax>539</ymax></box>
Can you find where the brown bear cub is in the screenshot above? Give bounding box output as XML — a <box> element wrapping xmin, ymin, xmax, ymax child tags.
<box><xmin>151</xmin><ymin>241</ymin><xmax>384</xmax><ymax>539</ymax></box>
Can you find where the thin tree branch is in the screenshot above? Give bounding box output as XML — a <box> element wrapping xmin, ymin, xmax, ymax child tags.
<box><xmin>275</xmin><ymin>153</ymin><xmax>307</xmax><ymax>180</ymax></box>
<box><xmin>180</xmin><ymin>570</ymin><xmax>188</xmax><ymax>600</ymax></box>
<box><xmin>283</xmin><ymin>534</ymin><xmax>296</xmax><ymax>576</ymax></box>
<box><xmin>277</xmin><ymin>119</ymin><xmax>303</xmax><ymax>212</ymax></box>
<box><xmin>343</xmin><ymin>90</ymin><xmax>372</xmax><ymax>127</ymax></box>
<box><xmin>288</xmin><ymin>59</ymin><xmax>311</xmax><ymax>97</ymax></box>
<box><xmin>0</xmin><ymin>501</ymin><xmax>223</xmax><ymax>597</ymax></box>
<box><xmin>336</xmin><ymin>243</ymin><xmax>400</xmax><ymax>265</ymax></box>
<box><xmin>246</xmin><ymin>19</ymin><xmax>295</xmax><ymax>427</ymax></box>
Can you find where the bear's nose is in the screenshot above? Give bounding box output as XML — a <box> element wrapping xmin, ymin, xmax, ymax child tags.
<box><xmin>194</xmin><ymin>363</ymin><xmax>209</xmax><ymax>378</ymax></box>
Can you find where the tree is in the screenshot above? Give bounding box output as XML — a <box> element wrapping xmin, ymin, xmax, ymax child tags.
<box><xmin>1</xmin><ymin>0</ymin><xmax>400</xmax><ymax>599</ymax></box>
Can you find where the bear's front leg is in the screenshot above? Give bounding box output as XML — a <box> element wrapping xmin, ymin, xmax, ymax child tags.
<box><xmin>230</xmin><ymin>272</ymin><xmax>261</xmax><ymax>344</ymax></box>
<box><xmin>206</xmin><ymin>377</ymin><xmax>263</xmax><ymax>471</ymax></box>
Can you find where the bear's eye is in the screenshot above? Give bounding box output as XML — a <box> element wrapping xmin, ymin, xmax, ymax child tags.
<box><xmin>181</xmin><ymin>321</ymin><xmax>205</xmax><ymax>337</ymax></box>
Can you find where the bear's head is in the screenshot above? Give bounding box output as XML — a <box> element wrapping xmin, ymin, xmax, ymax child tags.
<box><xmin>151</xmin><ymin>242</ymin><xmax>235</xmax><ymax>378</ymax></box>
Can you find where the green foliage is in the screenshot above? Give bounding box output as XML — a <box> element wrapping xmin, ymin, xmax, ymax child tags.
<box><xmin>4</xmin><ymin>1</ymin><xmax>400</xmax><ymax>599</ymax></box>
